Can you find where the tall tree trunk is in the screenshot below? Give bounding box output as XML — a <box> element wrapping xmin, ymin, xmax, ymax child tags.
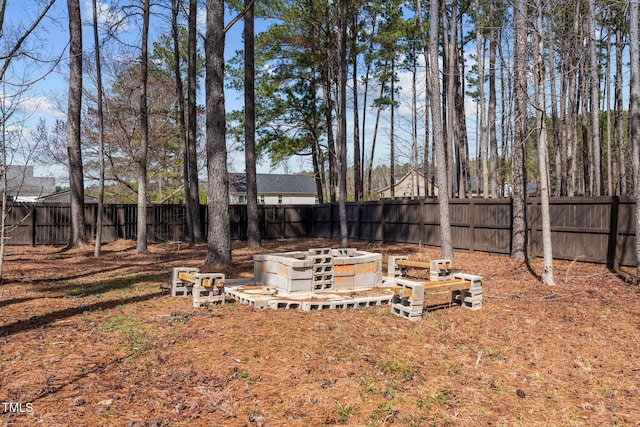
<box><xmin>187</xmin><ymin>0</ymin><xmax>203</xmax><ymax>242</ymax></box>
<box><xmin>93</xmin><ymin>0</ymin><xmax>105</xmax><ymax>257</ymax></box>
<box><xmin>171</xmin><ymin>0</ymin><xmax>192</xmax><ymax>246</ymax></box>
<box><xmin>136</xmin><ymin>0</ymin><xmax>150</xmax><ymax>254</ymax></box>
<box><xmin>322</xmin><ymin>68</ymin><xmax>336</xmax><ymax>202</ymax></box>
<box><xmin>352</xmin><ymin>15</ymin><xmax>362</xmax><ymax>202</ymax></box>
<box><xmin>588</xmin><ymin>0</ymin><xmax>601</xmax><ymax>196</ymax></box>
<box><xmin>67</xmin><ymin>0</ymin><xmax>86</xmax><ymax>247</ymax></box>
<box><xmin>629</xmin><ymin>0</ymin><xmax>640</xmax><ymax>284</ymax></box>
<box><xmin>568</xmin><ymin>53</ymin><xmax>579</xmax><ymax>196</ymax></box>
<box><xmin>511</xmin><ymin>0</ymin><xmax>528</xmax><ymax>261</ymax></box>
<box><xmin>367</xmin><ymin>67</ymin><xmax>386</xmax><ymax>199</ymax></box>
<box><xmin>488</xmin><ymin>0</ymin><xmax>498</xmax><ymax>198</ymax></box>
<box><xmin>244</xmin><ymin>0</ymin><xmax>260</xmax><ymax>250</ymax></box>
<box><xmin>456</xmin><ymin>8</ymin><xmax>469</xmax><ymax>197</ymax></box>
<box><xmin>417</xmin><ymin>0</ymin><xmax>452</xmax><ymax>258</ymax></box>
<box><xmin>476</xmin><ymin>0</ymin><xmax>488</xmax><ymax>199</ymax></box>
<box><xmin>205</xmin><ymin>0</ymin><xmax>231</xmax><ymax>265</ymax></box>
<box><xmin>605</xmin><ymin>27</ymin><xmax>613</xmax><ymax>196</ymax></box>
<box><xmin>547</xmin><ymin>19</ymin><xmax>561</xmax><ymax>197</ymax></box>
<box><xmin>390</xmin><ymin>60</ymin><xmax>396</xmax><ymax>199</ymax></box>
<box><xmin>535</xmin><ymin>1</ymin><xmax>555</xmax><ymax>285</ymax></box>
<box><xmin>338</xmin><ymin>0</ymin><xmax>348</xmax><ymax>247</ymax></box>
<box><xmin>443</xmin><ymin>1</ymin><xmax>456</xmax><ymax>197</ymax></box>
<box><xmin>615</xmin><ymin>28</ymin><xmax>627</xmax><ymax>195</ymax></box>
<box><xmin>580</xmin><ymin>68</ymin><xmax>590</xmax><ymax>195</ymax></box>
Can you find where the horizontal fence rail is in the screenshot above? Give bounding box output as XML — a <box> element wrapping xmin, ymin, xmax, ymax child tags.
<box><xmin>2</xmin><ymin>196</ymin><xmax>637</xmax><ymax>266</ymax></box>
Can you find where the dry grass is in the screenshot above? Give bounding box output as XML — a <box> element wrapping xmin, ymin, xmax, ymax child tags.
<box><xmin>0</xmin><ymin>238</ymin><xmax>639</xmax><ymax>426</ymax></box>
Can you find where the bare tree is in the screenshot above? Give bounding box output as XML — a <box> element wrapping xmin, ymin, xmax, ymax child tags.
<box><xmin>534</xmin><ymin>0</ymin><xmax>555</xmax><ymax>285</ymax></box>
<box><xmin>93</xmin><ymin>0</ymin><xmax>106</xmax><ymax>257</ymax></box>
<box><xmin>136</xmin><ymin>0</ymin><xmax>150</xmax><ymax>254</ymax></box>
<box><xmin>511</xmin><ymin>0</ymin><xmax>528</xmax><ymax>262</ymax></box>
<box><xmin>337</xmin><ymin>0</ymin><xmax>348</xmax><ymax>247</ymax></box>
<box><xmin>205</xmin><ymin>0</ymin><xmax>231</xmax><ymax>265</ymax></box>
<box><xmin>417</xmin><ymin>0</ymin><xmax>452</xmax><ymax>259</ymax></box>
<box><xmin>67</xmin><ymin>0</ymin><xmax>87</xmax><ymax>247</ymax></box>
<box><xmin>587</xmin><ymin>0</ymin><xmax>601</xmax><ymax>196</ymax></box>
<box><xmin>630</xmin><ymin>0</ymin><xmax>640</xmax><ymax>284</ymax></box>
<box><xmin>187</xmin><ymin>0</ymin><xmax>203</xmax><ymax>242</ymax></box>
<box><xmin>244</xmin><ymin>0</ymin><xmax>260</xmax><ymax>250</ymax></box>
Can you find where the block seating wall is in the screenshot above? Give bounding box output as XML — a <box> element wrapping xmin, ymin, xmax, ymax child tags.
<box><xmin>171</xmin><ymin>267</ymin><xmax>225</xmax><ymax>307</ymax></box>
<box><xmin>253</xmin><ymin>248</ymin><xmax>382</xmax><ymax>294</ymax></box>
<box><xmin>388</xmin><ymin>256</ymin><xmax>482</xmax><ymax>320</ymax></box>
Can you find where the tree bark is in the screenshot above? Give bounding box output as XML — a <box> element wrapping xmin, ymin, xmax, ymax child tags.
<box><xmin>244</xmin><ymin>0</ymin><xmax>260</xmax><ymax>250</ymax></box>
<box><xmin>205</xmin><ymin>0</ymin><xmax>231</xmax><ymax>265</ymax></box>
<box><xmin>187</xmin><ymin>0</ymin><xmax>203</xmax><ymax>242</ymax></box>
<box><xmin>136</xmin><ymin>0</ymin><xmax>150</xmax><ymax>254</ymax></box>
<box><xmin>93</xmin><ymin>0</ymin><xmax>105</xmax><ymax>257</ymax></box>
<box><xmin>511</xmin><ymin>0</ymin><xmax>528</xmax><ymax>261</ymax></box>
<box><xmin>352</xmin><ymin>15</ymin><xmax>362</xmax><ymax>202</ymax></box>
<box><xmin>417</xmin><ymin>0</ymin><xmax>452</xmax><ymax>259</ymax></box>
<box><xmin>615</xmin><ymin>28</ymin><xmax>627</xmax><ymax>195</ymax></box>
<box><xmin>535</xmin><ymin>0</ymin><xmax>555</xmax><ymax>285</ymax></box>
<box><xmin>488</xmin><ymin>0</ymin><xmax>498</xmax><ymax>199</ymax></box>
<box><xmin>171</xmin><ymin>0</ymin><xmax>192</xmax><ymax>246</ymax></box>
<box><xmin>338</xmin><ymin>0</ymin><xmax>348</xmax><ymax>247</ymax></box>
<box><xmin>476</xmin><ymin>0</ymin><xmax>488</xmax><ymax>199</ymax></box>
<box><xmin>587</xmin><ymin>0</ymin><xmax>601</xmax><ymax>196</ymax></box>
<box><xmin>629</xmin><ymin>0</ymin><xmax>640</xmax><ymax>284</ymax></box>
<box><xmin>67</xmin><ymin>0</ymin><xmax>86</xmax><ymax>247</ymax></box>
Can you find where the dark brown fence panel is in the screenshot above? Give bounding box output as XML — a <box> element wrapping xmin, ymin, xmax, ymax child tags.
<box><xmin>2</xmin><ymin>199</ymin><xmax>637</xmax><ymax>267</ymax></box>
<box><xmin>284</xmin><ymin>205</ymin><xmax>313</xmax><ymax>237</ymax></box>
<box><xmin>468</xmin><ymin>199</ymin><xmax>511</xmax><ymax>254</ymax></box>
<box><xmin>4</xmin><ymin>204</ymin><xmax>34</xmax><ymax>245</ymax></box>
<box><xmin>35</xmin><ymin>204</ymin><xmax>71</xmax><ymax>245</ymax></box>
<box><xmin>615</xmin><ymin>197</ymin><xmax>637</xmax><ymax>267</ymax></box>
<box><xmin>311</xmin><ymin>204</ymin><xmax>332</xmax><ymax>238</ymax></box>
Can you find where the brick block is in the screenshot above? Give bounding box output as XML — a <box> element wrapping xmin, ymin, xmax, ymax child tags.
<box><xmin>453</xmin><ymin>273</ymin><xmax>482</xmax><ymax>290</ymax></box>
<box><xmin>171</xmin><ymin>267</ymin><xmax>199</xmax><ymax>297</ymax></box>
<box><xmin>333</xmin><ymin>275</ymin><xmax>355</xmax><ymax>289</ymax></box>
<box><xmin>353</xmin><ymin>272</ymin><xmax>378</xmax><ymax>288</ymax></box>
<box><xmin>285</xmin><ymin>278</ymin><xmax>313</xmax><ymax>293</ymax></box>
<box><xmin>429</xmin><ymin>259</ymin><xmax>453</xmax><ymax>281</ymax></box>
<box><xmin>388</xmin><ymin>256</ymin><xmax>408</xmax><ymax>278</ymax></box>
<box><xmin>192</xmin><ymin>285</ymin><xmax>225</xmax><ymax>308</ymax></box>
<box><xmin>355</xmin><ymin>261</ymin><xmax>377</xmax><ymax>274</ymax></box>
<box><xmin>334</xmin><ymin>264</ymin><xmax>355</xmax><ymax>276</ymax></box>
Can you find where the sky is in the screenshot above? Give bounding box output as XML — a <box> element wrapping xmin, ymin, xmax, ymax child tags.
<box><xmin>1</xmin><ymin>0</ymin><xmax>482</xmax><ymax>188</ymax></box>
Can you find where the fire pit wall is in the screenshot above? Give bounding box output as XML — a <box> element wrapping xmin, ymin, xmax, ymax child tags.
<box><xmin>253</xmin><ymin>248</ymin><xmax>383</xmax><ymax>294</ymax></box>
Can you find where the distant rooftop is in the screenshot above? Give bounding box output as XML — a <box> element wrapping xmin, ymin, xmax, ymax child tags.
<box><xmin>1</xmin><ymin>165</ymin><xmax>56</xmax><ymax>200</ymax></box>
<box><xmin>229</xmin><ymin>173</ymin><xmax>317</xmax><ymax>194</ymax></box>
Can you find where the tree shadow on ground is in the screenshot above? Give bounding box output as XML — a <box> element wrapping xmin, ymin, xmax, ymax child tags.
<box><xmin>0</xmin><ymin>291</ymin><xmax>164</xmax><ymax>337</ymax></box>
<box><xmin>34</xmin><ymin>272</ymin><xmax>169</xmax><ymax>296</ymax></box>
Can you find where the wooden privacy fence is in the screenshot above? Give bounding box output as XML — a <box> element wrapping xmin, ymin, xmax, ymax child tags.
<box><xmin>2</xmin><ymin>196</ymin><xmax>637</xmax><ymax>266</ymax></box>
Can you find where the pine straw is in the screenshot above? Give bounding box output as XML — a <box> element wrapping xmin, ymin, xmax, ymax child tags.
<box><xmin>0</xmin><ymin>239</ymin><xmax>639</xmax><ymax>426</ymax></box>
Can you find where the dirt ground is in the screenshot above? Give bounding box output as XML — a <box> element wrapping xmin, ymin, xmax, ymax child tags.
<box><xmin>0</xmin><ymin>238</ymin><xmax>638</xmax><ymax>427</ymax></box>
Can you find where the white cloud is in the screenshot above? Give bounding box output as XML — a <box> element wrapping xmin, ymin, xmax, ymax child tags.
<box><xmin>83</xmin><ymin>1</ymin><xmax>127</xmax><ymax>32</ymax></box>
<box><xmin>16</xmin><ymin>96</ymin><xmax>65</xmax><ymax>120</ymax></box>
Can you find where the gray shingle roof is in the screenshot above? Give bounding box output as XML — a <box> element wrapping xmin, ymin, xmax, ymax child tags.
<box><xmin>230</xmin><ymin>173</ymin><xmax>317</xmax><ymax>194</ymax></box>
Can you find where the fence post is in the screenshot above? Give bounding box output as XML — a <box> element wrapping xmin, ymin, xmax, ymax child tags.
<box><xmin>281</xmin><ymin>205</ymin><xmax>286</xmax><ymax>239</ymax></box>
<box><xmin>357</xmin><ymin>202</ymin><xmax>361</xmax><ymax>241</ymax></box>
<box><xmin>381</xmin><ymin>199</ymin><xmax>386</xmax><ymax>244</ymax></box>
<box><xmin>469</xmin><ymin>199</ymin><xmax>476</xmax><ymax>252</ymax></box>
<box><xmin>31</xmin><ymin>205</ymin><xmax>37</xmax><ymax>247</ymax></box>
<box><xmin>607</xmin><ymin>196</ymin><xmax>620</xmax><ymax>270</ymax></box>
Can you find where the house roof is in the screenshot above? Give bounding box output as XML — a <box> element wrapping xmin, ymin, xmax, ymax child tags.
<box><xmin>1</xmin><ymin>165</ymin><xmax>56</xmax><ymax>197</ymax></box>
<box><xmin>36</xmin><ymin>191</ymin><xmax>98</xmax><ymax>204</ymax></box>
<box><xmin>230</xmin><ymin>173</ymin><xmax>317</xmax><ymax>194</ymax></box>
